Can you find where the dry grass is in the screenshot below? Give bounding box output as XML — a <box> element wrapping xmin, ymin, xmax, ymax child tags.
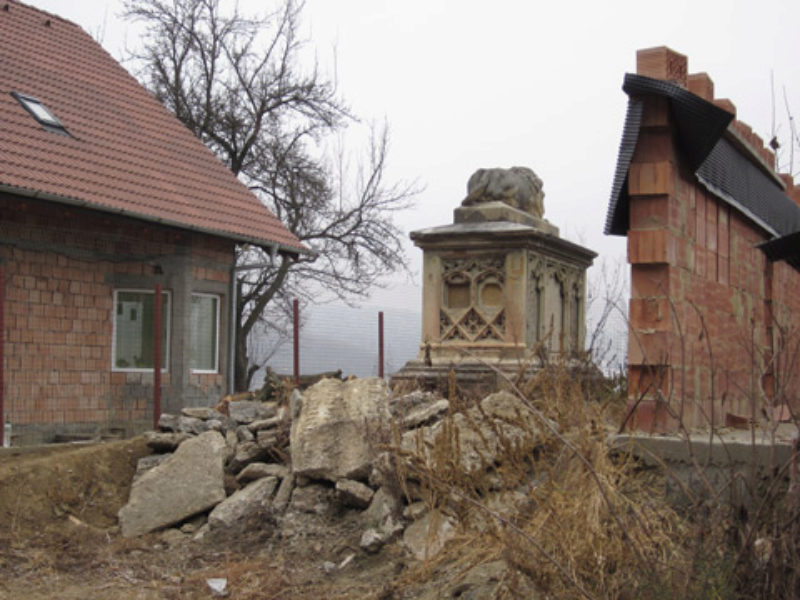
<box><xmin>389</xmin><ymin>357</ymin><xmax>793</xmax><ymax>599</ymax></box>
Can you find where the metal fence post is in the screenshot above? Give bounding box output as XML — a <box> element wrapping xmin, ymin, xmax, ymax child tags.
<box><xmin>293</xmin><ymin>299</ymin><xmax>300</xmax><ymax>386</ymax></box>
<box><xmin>153</xmin><ymin>283</ymin><xmax>162</xmax><ymax>429</ymax></box>
<box><xmin>378</xmin><ymin>311</ymin><xmax>384</xmax><ymax>379</ymax></box>
<box><xmin>0</xmin><ymin>266</ymin><xmax>5</xmax><ymax>447</ymax></box>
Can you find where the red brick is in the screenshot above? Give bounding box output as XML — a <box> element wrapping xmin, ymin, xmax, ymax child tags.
<box><xmin>632</xmin><ymin>128</ymin><xmax>673</xmax><ymax>162</ymax></box>
<box><xmin>3</xmin><ymin>194</ymin><xmax>232</xmax><ymax>433</ymax></box>
<box><xmin>687</xmin><ymin>72</ymin><xmax>714</xmax><ymax>101</ymax></box>
<box><xmin>629</xmin><ymin>195</ymin><xmax>670</xmax><ymax>229</ymax></box>
<box><xmin>631</xmin><ymin>265</ymin><xmax>669</xmax><ymax>298</ymax></box>
<box><xmin>628</xmin><ymin>229</ymin><xmax>675</xmax><ymax>264</ymax></box>
<box><xmin>713</xmin><ymin>98</ymin><xmax>736</xmax><ymax>116</ymax></box>
<box><xmin>628</xmin><ymin>161</ymin><xmax>673</xmax><ymax>196</ymax></box>
<box><xmin>636</xmin><ymin>46</ymin><xmax>688</xmax><ymax>87</ymax></box>
<box><xmin>628</xmin><ymin>329</ymin><xmax>671</xmax><ymax>365</ymax></box>
<box><xmin>706</xmin><ymin>200</ymin><xmax>718</xmax><ymax>252</ymax></box>
<box><xmin>624</xmin><ymin>399</ymin><xmax>677</xmax><ymax>434</ymax></box>
<box><xmin>629</xmin><ymin>297</ymin><xmax>670</xmax><ymax>331</ymax></box>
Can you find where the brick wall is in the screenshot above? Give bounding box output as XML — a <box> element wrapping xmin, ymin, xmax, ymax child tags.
<box><xmin>626</xmin><ymin>48</ymin><xmax>800</xmax><ymax>432</ymax></box>
<box><xmin>1</xmin><ymin>193</ymin><xmax>234</xmax><ymax>444</ymax></box>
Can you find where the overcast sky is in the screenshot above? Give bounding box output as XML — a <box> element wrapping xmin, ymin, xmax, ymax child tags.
<box><xmin>27</xmin><ymin>0</ymin><xmax>800</xmax><ymax>312</ymax></box>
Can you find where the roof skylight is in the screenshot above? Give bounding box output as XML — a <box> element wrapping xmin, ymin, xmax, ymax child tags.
<box><xmin>11</xmin><ymin>92</ymin><xmax>68</xmax><ymax>134</ymax></box>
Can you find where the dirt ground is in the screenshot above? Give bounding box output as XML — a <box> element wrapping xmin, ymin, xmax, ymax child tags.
<box><xmin>0</xmin><ymin>439</ymin><xmax>416</xmax><ymax>600</ymax></box>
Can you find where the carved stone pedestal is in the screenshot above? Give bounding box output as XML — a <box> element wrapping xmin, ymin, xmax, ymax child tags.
<box><xmin>392</xmin><ymin>168</ymin><xmax>596</xmax><ymax>391</ymax></box>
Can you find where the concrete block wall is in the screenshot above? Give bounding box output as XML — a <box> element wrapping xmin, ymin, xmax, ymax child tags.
<box><xmin>626</xmin><ymin>48</ymin><xmax>800</xmax><ymax>432</ymax></box>
<box><xmin>1</xmin><ymin>193</ymin><xmax>233</xmax><ymax>444</ymax></box>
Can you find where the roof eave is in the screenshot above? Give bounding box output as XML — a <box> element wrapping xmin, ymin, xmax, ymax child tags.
<box><xmin>0</xmin><ymin>182</ymin><xmax>312</xmax><ymax>257</ymax></box>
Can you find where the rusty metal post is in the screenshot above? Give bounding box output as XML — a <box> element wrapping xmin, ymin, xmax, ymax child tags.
<box><xmin>293</xmin><ymin>298</ymin><xmax>300</xmax><ymax>386</ymax></box>
<box><xmin>378</xmin><ymin>311</ymin><xmax>384</xmax><ymax>379</ymax></box>
<box><xmin>153</xmin><ymin>283</ymin><xmax>162</xmax><ymax>430</ymax></box>
<box><xmin>0</xmin><ymin>266</ymin><xmax>4</xmax><ymax>447</ymax></box>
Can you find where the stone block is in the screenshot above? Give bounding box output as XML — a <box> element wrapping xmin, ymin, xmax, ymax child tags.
<box><xmin>236</xmin><ymin>462</ymin><xmax>289</xmax><ymax>484</ymax></box>
<box><xmin>335</xmin><ymin>479</ymin><xmax>374</xmax><ymax>509</ymax></box>
<box><xmin>290</xmin><ymin>378</ymin><xmax>390</xmax><ymax>482</ymax></box>
<box><xmin>403</xmin><ymin>510</ymin><xmax>456</xmax><ymax>561</ymax></box>
<box><xmin>208</xmin><ymin>476</ymin><xmax>278</xmax><ymax>530</ymax></box>
<box><xmin>119</xmin><ymin>431</ymin><xmax>227</xmax><ymax>537</ymax></box>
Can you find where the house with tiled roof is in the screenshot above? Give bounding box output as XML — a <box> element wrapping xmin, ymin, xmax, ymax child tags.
<box><xmin>0</xmin><ymin>1</ymin><xmax>306</xmax><ymax>445</ymax></box>
<box><xmin>605</xmin><ymin>47</ymin><xmax>800</xmax><ymax>432</ymax></box>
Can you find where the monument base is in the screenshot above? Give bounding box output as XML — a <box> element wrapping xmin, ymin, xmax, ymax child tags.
<box><xmin>390</xmin><ymin>357</ymin><xmax>544</xmax><ymax>397</ymax></box>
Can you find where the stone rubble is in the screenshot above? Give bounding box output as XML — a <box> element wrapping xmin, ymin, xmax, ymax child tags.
<box><xmin>119</xmin><ymin>430</ymin><xmax>228</xmax><ymax>537</ymax></box>
<box><xmin>117</xmin><ymin>376</ymin><xmax>544</xmax><ymax>565</ymax></box>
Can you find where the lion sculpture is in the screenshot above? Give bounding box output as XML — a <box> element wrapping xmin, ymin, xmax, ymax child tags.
<box><xmin>461</xmin><ymin>166</ymin><xmax>544</xmax><ymax>219</ymax></box>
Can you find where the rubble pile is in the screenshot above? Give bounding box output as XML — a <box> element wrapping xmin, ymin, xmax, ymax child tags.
<box><xmin>117</xmin><ymin>377</ymin><xmax>543</xmax><ymax>574</ymax></box>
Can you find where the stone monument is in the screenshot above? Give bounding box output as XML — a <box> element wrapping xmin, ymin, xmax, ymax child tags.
<box><xmin>393</xmin><ymin>167</ymin><xmax>596</xmax><ymax>389</ymax></box>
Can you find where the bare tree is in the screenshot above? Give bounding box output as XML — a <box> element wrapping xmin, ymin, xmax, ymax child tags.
<box><xmin>125</xmin><ymin>0</ymin><xmax>418</xmax><ymax>389</ymax></box>
<box><xmin>769</xmin><ymin>72</ymin><xmax>800</xmax><ymax>177</ymax></box>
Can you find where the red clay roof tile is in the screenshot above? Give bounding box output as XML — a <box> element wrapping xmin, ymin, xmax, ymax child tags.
<box><xmin>0</xmin><ymin>1</ymin><xmax>306</xmax><ymax>254</ymax></box>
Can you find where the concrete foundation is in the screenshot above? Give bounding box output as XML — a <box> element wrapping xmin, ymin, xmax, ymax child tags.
<box><xmin>612</xmin><ymin>428</ymin><xmax>798</xmax><ymax>510</ymax></box>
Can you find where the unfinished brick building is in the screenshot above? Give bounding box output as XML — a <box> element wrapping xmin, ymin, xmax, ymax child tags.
<box><xmin>0</xmin><ymin>2</ymin><xmax>305</xmax><ymax>445</ymax></box>
<box><xmin>606</xmin><ymin>47</ymin><xmax>800</xmax><ymax>432</ymax></box>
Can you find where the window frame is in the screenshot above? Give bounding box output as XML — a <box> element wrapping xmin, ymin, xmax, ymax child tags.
<box><xmin>11</xmin><ymin>91</ymin><xmax>69</xmax><ymax>135</ymax></box>
<box><xmin>111</xmin><ymin>288</ymin><xmax>171</xmax><ymax>373</ymax></box>
<box><xmin>189</xmin><ymin>292</ymin><xmax>220</xmax><ymax>374</ymax></box>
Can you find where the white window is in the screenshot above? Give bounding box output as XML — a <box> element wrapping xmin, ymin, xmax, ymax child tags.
<box><xmin>112</xmin><ymin>290</ymin><xmax>170</xmax><ymax>371</ymax></box>
<box><xmin>190</xmin><ymin>293</ymin><xmax>219</xmax><ymax>373</ymax></box>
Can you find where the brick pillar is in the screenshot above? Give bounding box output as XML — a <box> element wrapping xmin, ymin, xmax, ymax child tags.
<box><xmin>636</xmin><ymin>46</ymin><xmax>688</xmax><ymax>88</ymax></box>
<box><xmin>624</xmin><ymin>88</ymin><xmax>680</xmax><ymax>432</ymax></box>
<box><xmin>687</xmin><ymin>73</ymin><xmax>714</xmax><ymax>101</ymax></box>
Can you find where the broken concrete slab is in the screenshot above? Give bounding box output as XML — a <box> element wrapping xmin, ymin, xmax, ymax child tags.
<box><xmin>403</xmin><ymin>510</ymin><xmax>456</xmax><ymax>561</ymax></box>
<box><xmin>256</xmin><ymin>430</ymin><xmax>278</xmax><ymax>449</ymax></box>
<box><xmin>133</xmin><ymin>453</ymin><xmax>171</xmax><ymax>483</ymax></box>
<box><xmin>389</xmin><ymin>390</ymin><xmax>440</xmax><ymax>416</ymax></box>
<box><xmin>247</xmin><ymin>412</ymin><xmax>286</xmax><ymax>432</ymax></box>
<box><xmin>144</xmin><ymin>431</ymin><xmax>192</xmax><ymax>453</ymax></box>
<box><xmin>362</xmin><ymin>486</ymin><xmax>401</xmax><ymax>528</ymax></box>
<box><xmin>402</xmin><ymin>399</ymin><xmax>450</xmax><ymax>430</ymax></box>
<box><xmin>157</xmin><ymin>413</ymin><xmax>181</xmax><ymax>432</ymax></box>
<box><xmin>118</xmin><ymin>430</ymin><xmax>227</xmax><ymax>537</ymax></box>
<box><xmin>178</xmin><ymin>416</ymin><xmax>206</xmax><ymax>435</ymax></box>
<box><xmin>226</xmin><ymin>440</ymin><xmax>267</xmax><ymax>474</ymax></box>
<box><xmin>360</xmin><ymin>528</ymin><xmax>384</xmax><ymax>553</ymax></box>
<box><xmin>228</xmin><ymin>401</ymin><xmax>277</xmax><ymax>424</ymax></box>
<box><xmin>208</xmin><ymin>476</ymin><xmax>279</xmax><ymax>530</ymax></box>
<box><xmin>236</xmin><ymin>462</ymin><xmax>289</xmax><ymax>484</ymax></box>
<box><xmin>289</xmin><ymin>483</ymin><xmax>333</xmax><ymax>515</ymax></box>
<box><xmin>236</xmin><ymin>425</ymin><xmax>255</xmax><ymax>443</ymax></box>
<box><xmin>181</xmin><ymin>407</ymin><xmax>221</xmax><ymax>420</ymax></box>
<box><xmin>401</xmin><ymin>391</ymin><xmax>542</xmax><ymax>475</ymax></box>
<box><xmin>335</xmin><ymin>479</ymin><xmax>374</xmax><ymax>509</ymax></box>
<box><xmin>272</xmin><ymin>473</ymin><xmax>295</xmax><ymax>513</ymax></box>
<box><xmin>290</xmin><ymin>377</ymin><xmax>391</xmax><ymax>482</ymax></box>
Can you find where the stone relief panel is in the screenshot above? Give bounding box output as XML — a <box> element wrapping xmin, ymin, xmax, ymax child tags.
<box><xmin>440</xmin><ymin>255</ymin><xmax>506</xmax><ymax>343</ymax></box>
<box><xmin>528</xmin><ymin>255</ymin><xmax>585</xmax><ymax>352</ymax></box>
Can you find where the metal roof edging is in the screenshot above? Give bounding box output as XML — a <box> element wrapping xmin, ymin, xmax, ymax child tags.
<box><xmin>604</xmin><ymin>97</ymin><xmax>643</xmax><ymax>236</ymax></box>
